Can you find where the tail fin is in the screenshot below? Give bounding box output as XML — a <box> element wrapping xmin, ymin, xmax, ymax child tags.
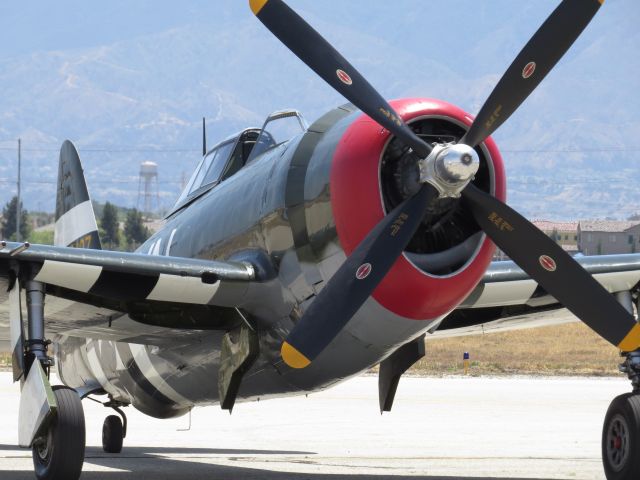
<box><xmin>54</xmin><ymin>140</ymin><xmax>102</xmax><ymax>249</ymax></box>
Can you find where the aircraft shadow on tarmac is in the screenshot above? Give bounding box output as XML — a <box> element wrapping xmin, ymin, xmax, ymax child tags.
<box><xmin>0</xmin><ymin>443</ymin><xmax>558</xmax><ymax>480</ymax></box>
<box><xmin>0</xmin><ymin>444</ymin><xmax>314</xmax><ymax>455</ymax></box>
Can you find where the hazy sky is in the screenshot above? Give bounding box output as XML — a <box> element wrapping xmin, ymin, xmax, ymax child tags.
<box><xmin>0</xmin><ymin>1</ymin><xmax>638</xmax><ymax>217</ymax></box>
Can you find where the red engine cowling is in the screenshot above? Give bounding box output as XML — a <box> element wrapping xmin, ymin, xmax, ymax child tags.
<box><xmin>330</xmin><ymin>98</ymin><xmax>506</xmax><ymax>320</ymax></box>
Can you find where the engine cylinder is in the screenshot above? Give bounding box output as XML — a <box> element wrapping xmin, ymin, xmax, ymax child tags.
<box><xmin>329</xmin><ymin>98</ymin><xmax>506</xmax><ymax>320</ymax></box>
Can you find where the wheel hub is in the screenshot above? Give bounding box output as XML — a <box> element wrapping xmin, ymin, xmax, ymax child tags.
<box><xmin>606</xmin><ymin>414</ymin><xmax>630</xmax><ymax>473</ymax></box>
<box><xmin>34</xmin><ymin>428</ymin><xmax>53</xmax><ymax>461</ymax></box>
<box><xmin>613</xmin><ymin>436</ymin><xmax>622</xmax><ymax>450</ymax></box>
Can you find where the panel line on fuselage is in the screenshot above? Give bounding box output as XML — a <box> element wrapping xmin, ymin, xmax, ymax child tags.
<box><xmin>284</xmin><ymin>105</ymin><xmax>355</xmax><ymax>286</ymax></box>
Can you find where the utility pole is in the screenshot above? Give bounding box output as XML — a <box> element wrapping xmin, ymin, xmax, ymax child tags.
<box><xmin>16</xmin><ymin>138</ymin><xmax>21</xmax><ymax>242</ymax></box>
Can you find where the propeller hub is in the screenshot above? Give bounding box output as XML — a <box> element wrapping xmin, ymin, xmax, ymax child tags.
<box><xmin>418</xmin><ymin>143</ymin><xmax>480</xmax><ymax>198</ymax></box>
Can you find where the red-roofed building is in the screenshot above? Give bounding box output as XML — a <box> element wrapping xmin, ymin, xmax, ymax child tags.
<box><xmin>494</xmin><ymin>220</ymin><xmax>580</xmax><ymax>260</ymax></box>
<box><xmin>532</xmin><ymin>219</ymin><xmax>579</xmax><ymax>250</ymax></box>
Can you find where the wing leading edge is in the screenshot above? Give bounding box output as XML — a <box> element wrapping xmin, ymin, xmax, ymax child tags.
<box><xmin>0</xmin><ymin>241</ymin><xmax>256</xmax><ymax>305</ymax></box>
<box><xmin>433</xmin><ymin>254</ymin><xmax>640</xmax><ymax>338</ymax></box>
<box><xmin>0</xmin><ymin>241</ymin><xmax>266</xmax><ymax>344</ymax></box>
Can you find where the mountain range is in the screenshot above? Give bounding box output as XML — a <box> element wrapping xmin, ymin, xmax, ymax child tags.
<box><xmin>0</xmin><ymin>0</ymin><xmax>638</xmax><ymax>219</ymax></box>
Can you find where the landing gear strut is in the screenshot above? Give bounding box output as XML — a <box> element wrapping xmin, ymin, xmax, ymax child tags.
<box><xmin>19</xmin><ymin>281</ymin><xmax>86</xmax><ymax>480</ymax></box>
<box><xmin>602</xmin><ymin>351</ymin><xmax>640</xmax><ymax>480</ymax></box>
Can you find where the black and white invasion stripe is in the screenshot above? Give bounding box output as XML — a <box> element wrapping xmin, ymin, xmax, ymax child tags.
<box><xmin>54</xmin><ymin>140</ymin><xmax>102</xmax><ymax>249</ymax></box>
<box><xmin>33</xmin><ymin>259</ymin><xmax>247</xmax><ymax>307</ymax></box>
<box><xmin>461</xmin><ymin>255</ymin><xmax>640</xmax><ymax>309</ymax></box>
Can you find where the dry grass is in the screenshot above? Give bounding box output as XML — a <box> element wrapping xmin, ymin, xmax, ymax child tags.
<box><xmin>0</xmin><ymin>323</ymin><xmax>625</xmax><ymax>376</ymax></box>
<box><xmin>413</xmin><ymin>321</ymin><xmax>622</xmax><ymax>376</ymax></box>
<box><xmin>0</xmin><ymin>353</ymin><xmax>10</xmax><ymax>370</ymax></box>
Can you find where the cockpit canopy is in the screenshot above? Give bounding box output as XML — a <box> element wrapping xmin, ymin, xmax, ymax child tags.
<box><xmin>170</xmin><ymin>109</ymin><xmax>307</xmax><ymax>215</ymax></box>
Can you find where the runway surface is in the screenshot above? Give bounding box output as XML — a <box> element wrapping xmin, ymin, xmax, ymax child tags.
<box><xmin>0</xmin><ymin>372</ymin><xmax>631</xmax><ymax>479</ymax></box>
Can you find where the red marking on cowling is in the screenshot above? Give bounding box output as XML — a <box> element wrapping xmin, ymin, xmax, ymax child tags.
<box><xmin>539</xmin><ymin>255</ymin><xmax>557</xmax><ymax>272</ymax></box>
<box><xmin>522</xmin><ymin>61</ymin><xmax>536</xmax><ymax>79</ymax></box>
<box><xmin>329</xmin><ymin>98</ymin><xmax>506</xmax><ymax>320</ymax></box>
<box><xmin>336</xmin><ymin>69</ymin><xmax>353</xmax><ymax>85</ymax></box>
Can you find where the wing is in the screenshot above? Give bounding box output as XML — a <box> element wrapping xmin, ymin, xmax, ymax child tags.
<box><xmin>432</xmin><ymin>253</ymin><xmax>640</xmax><ymax>339</ymax></box>
<box><xmin>0</xmin><ymin>241</ymin><xmax>267</xmax><ymax>346</ymax></box>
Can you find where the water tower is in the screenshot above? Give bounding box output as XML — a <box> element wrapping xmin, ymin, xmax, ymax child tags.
<box><xmin>137</xmin><ymin>161</ymin><xmax>160</xmax><ymax>213</ymax></box>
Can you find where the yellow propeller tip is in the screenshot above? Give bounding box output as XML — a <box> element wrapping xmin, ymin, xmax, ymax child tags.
<box><xmin>281</xmin><ymin>342</ymin><xmax>311</xmax><ymax>369</ymax></box>
<box><xmin>618</xmin><ymin>323</ymin><xmax>640</xmax><ymax>352</ymax></box>
<box><xmin>250</xmin><ymin>0</ymin><xmax>268</xmax><ymax>15</ymax></box>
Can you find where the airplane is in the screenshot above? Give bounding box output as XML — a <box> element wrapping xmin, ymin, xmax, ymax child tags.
<box><xmin>1</xmin><ymin>0</ymin><xmax>638</xmax><ymax>479</ymax></box>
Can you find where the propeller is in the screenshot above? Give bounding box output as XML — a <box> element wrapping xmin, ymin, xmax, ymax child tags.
<box><xmin>250</xmin><ymin>0</ymin><xmax>640</xmax><ymax>369</ymax></box>
<box><xmin>249</xmin><ymin>0</ymin><xmax>432</xmax><ymax>159</ymax></box>
<box><xmin>461</xmin><ymin>183</ymin><xmax>640</xmax><ymax>352</ymax></box>
<box><xmin>282</xmin><ymin>184</ymin><xmax>439</xmax><ymax>367</ymax></box>
<box><xmin>459</xmin><ymin>0</ymin><xmax>603</xmax><ymax>148</ymax></box>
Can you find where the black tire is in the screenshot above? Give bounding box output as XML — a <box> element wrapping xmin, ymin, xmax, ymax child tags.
<box><xmin>32</xmin><ymin>386</ymin><xmax>85</xmax><ymax>480</ymax></box>
<box><xmin>602</xmin><ymin>393</ymin><xmax>640</xmax><ymax>480</ymax></box>
<box><xmin>102</xmin><ymin>415</ymin><xmax>124</xmax><ymax>453</ymax></box>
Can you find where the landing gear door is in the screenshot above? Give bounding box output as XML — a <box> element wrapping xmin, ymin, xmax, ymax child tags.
<box><xmin>18</xmin><ymin>360</ymin><xmax>57</xmax><ymax>448</ymax></box>
<box><xmin>9</xmin><ymin>277</ymin><xmax>25</xmax><ymax>382</ymax></box>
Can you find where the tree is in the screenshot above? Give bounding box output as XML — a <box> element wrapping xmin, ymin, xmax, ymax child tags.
<box><xmin>100</xmin><ymin>202</ymin><xmax>120</xmax><ymax>248</ymax></box>
<box><xmin>1</xmin><ymin>196</ymin><xmax>31</xmax><ymax>240</ymax></box>
<box><xmin>29</xmin><ymin>230</ymin><xmax>54</xmax><ymax>245</ymax></box>
<box><xmin>124</xmin><ymin>209</ymin><xmax>150</xmax><ymax>249</ymax></box>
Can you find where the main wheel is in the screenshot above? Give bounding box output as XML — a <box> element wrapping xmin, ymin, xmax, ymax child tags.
<box><xmin>102</xmin><ymin>415</ymin><xmax>124</xmax><ymax>453</ymax></box>
<box><xmin>602</xmin><ymin>393</ymin><xmax>640</xmax><ymax>480</ymax></box>
<box><xmin>32</xmin><ymin>386</ymin><xmax>85</xmax><ymax>480</ymax></box>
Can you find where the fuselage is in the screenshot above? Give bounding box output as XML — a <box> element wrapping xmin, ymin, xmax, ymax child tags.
<box><xmin>56</xmin><ymin>98</ymin><xmax>505</xmax><ymax>418</ymax></box>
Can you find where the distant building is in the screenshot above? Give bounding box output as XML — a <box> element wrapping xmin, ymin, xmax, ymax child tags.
<box><xmin>492</xmin><ymin>220</ymin><xmax>579</xmax><ymax>260</ymax></box>
<box><xmin>493</xmin><ymin>219</ymin><xmax>640</xmax><ymax>260</ymax></box>
<box><xmin>532</xmin><ymin>220</ymin><xmax>579</xmax><ymax>249</ymax></box>
<box><xmin>578</xmin><ymin>220</ymin><xmax>640</xmax><ymax>255</ymax></box>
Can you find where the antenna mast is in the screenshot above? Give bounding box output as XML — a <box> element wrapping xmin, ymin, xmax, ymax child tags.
<box><xmin>202</xmin><ymin>117</ymin><xmax>207</xmax><ymax>156</ymax></box>
<box><xmin>16</xmin><ymin>138</ymin><xmax>21</xmax><ymax>242</ymax></box>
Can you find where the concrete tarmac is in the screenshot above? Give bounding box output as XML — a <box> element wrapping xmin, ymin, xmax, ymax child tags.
<box><xmin>0</xmin><ymin>372</ymin><xmax>631</xmax><ymax>479</ymax></box>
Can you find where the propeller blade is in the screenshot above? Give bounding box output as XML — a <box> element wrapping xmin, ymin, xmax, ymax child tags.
<box><xmin>462</xmin><ymin>183</ymin><xmax>640</xmax><ymax>352</ymax></box>
<box><xmin>250</xmin><ymin>0</ymin><xmax>432</xmax><ymax>158</ymax></box>
<box><xmin>281</xmin><ymin>184</ymin><xmax>439</xmax><ymax>368</ymax></box>
<box><xmin>460</xmin><ymin>0</ymin><xmax>602</xmax><ymax>148</ymax></box>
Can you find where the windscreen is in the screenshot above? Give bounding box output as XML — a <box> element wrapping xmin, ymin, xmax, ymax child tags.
<box><xmin>247</xmin><ymin>112</ymin><xmax>307</xmax><ymax>163</ymax></box>
<box><xmin>172</xmin><ymin>140</ymin><xmax>235</xmax><ymax>208</ymax></box>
